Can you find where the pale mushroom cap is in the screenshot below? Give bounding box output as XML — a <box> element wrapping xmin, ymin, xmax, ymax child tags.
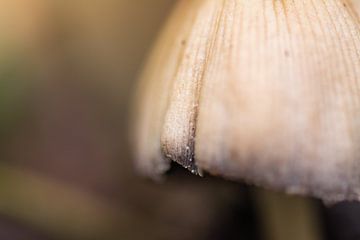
<box><xmin>133</xmin><ymin>0</ymin><xmax>360</xmax><ymax>203</ymax></box>
<box><xmin>352</xmin><ymin>0</ymin><xmax>360</xmax><ymax>13</ymax></box>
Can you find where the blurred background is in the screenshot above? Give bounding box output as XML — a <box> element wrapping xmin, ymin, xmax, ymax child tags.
<box><xmin>0</xmin><ymin>1</ymin><xmax>359</xmax><ymax>240</ymax></box>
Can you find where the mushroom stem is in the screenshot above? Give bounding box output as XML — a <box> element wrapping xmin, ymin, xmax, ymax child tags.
<box><xmin>255</xmin><ymin>189</ymin><xmax>322</xmax><ymax>240</ymax></box>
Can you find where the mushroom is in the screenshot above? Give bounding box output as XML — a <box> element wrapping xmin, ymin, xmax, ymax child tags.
<box><xmin>352</xmin><ymin>0</ymin><xmax>360</xmax><ymax>13</ymax></box>
<box><xmin>132</xmin><ymin>0</ymin><xmax>360</xmax><ymax>203</ymax></box>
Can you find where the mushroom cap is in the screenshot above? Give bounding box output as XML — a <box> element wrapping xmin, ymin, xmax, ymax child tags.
<box><xmin>133</xmin><ymin>0</ymin><xmax>360</xmax><ymax>203</ymax></box>
<box><xmin>352</xmin><ymin>0</ymin><xmax>360</xmax><ymax>13</ymax></box>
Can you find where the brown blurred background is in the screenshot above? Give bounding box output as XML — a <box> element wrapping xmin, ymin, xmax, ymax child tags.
<box><xmin>0</xmin><ymin>1</ymin><xmax>360</xmax><ymax>240</ymax></box>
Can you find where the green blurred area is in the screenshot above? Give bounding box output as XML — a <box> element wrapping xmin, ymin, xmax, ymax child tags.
<box><xmin>0</xmin><ymin>54</ymin><xmax>30</xmax><ymax>139</ymax></box>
